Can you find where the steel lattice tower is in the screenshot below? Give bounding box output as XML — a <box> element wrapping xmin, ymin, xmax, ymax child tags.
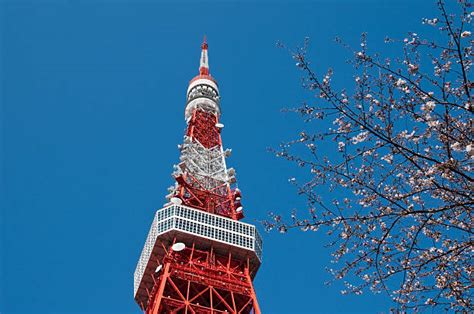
<box><xmin>134</xmin><ymin>39</ymin><xmax>262</xmax><ymax>314</ymax></box>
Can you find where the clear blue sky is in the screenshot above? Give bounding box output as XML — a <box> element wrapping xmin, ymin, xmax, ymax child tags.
<box><xmin>1</xmin><ymin>1</ymin><xmax>440</xmax><ymax>313</ymax></box>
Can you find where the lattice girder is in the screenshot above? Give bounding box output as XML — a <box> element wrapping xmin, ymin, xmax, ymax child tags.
<box><xmin>187</xmin><ymin>110</ymin><xmax>221</xmax><ymax>150</ymax></box>
<box><xmin>171</xmin><ymin>105</ymin><xmax>242</xmax><ymax>219</ymax></box>
<box><xmin>177</xmin><ymin>141</ymin><xmax>228</xmax><ymax>190</ymax></box>
<box><xmin>143</xmin><ymin>241</ymin><xmax>260</xmax><ymax>314</ymax></box>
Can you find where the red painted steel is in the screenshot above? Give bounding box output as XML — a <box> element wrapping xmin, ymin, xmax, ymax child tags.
<box><xmin>189</xmin><ymin>75</ymin><xmax>216</xmax><ymax>85</ymax></box>
<box><xmin>144</xmin><ymin>241</ymin><xmax>260</xmax><ymax>314</ymax></box>
<box><xmin>186</xmin><ymin>110</ymin><xmax>220</xmax><ymax>149</ymax></box>
<box><xmin>175</xmin><ymin>96</ymin><xmax>242</xmax><ymax>220</ymax></box>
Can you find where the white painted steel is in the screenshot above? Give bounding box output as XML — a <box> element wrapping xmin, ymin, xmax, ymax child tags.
<box><xmin>176</xmin><ymin>138</ymin><xmax>230</xmax><ymax>191</ymax></box>
<box><xmin>185</xmin><ymin>80</ymin><xmax>220</xmax><ymax>120</ymax></box>
<box><xmin>185</xmin><ymin>97</ymin><xmax>220</xmax><ymax>120</ymax></box>
<box><xmin>200</xmin><ymin>48</ymin><xmax>209</xmax><ymax>70</ymax></box>
<box><xmin>187</xmin><ymin>78</ymin><xmax>218</xmax><ymax>95</ymax></box>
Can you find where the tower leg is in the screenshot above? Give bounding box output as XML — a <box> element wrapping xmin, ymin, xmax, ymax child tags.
<box><xmin>148</xmin><ymin>262</ymin><xmax>171</xmax><ymax>314</ymax></box>
<box><xmin>246</xmin><ymin>273</ymin><xmax>261</xmax><ymax>314</ymax></box>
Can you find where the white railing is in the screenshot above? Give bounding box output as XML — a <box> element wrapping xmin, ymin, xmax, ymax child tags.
<box><xmin>134</xmin><ymin>204</ymin><xmax>263</xmax><ymax>297</ymax></box>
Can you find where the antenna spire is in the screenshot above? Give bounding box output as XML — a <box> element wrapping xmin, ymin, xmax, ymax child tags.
<box><xmin>199</xmin><ymin>36</ymin><xmax>209</xmax><ymax>75</ymax></box>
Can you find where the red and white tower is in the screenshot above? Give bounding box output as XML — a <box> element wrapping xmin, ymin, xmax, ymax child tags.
<box><xmin>134</xmin><ymin>39</ymin><xmax>262</xmax><ymax>314</ymax></box>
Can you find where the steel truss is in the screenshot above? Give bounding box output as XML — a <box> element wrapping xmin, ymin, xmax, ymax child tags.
<box><xmin>171</xmin><ymin>106</ymin><xmax>243</xmax><ymax>220</ymax></box>
<box><xmin>144</xmin><ymin>241</ymin><xmax>261</xmax><ymax>314</ymax></box>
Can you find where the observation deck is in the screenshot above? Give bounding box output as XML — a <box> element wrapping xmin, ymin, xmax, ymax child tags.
<box><xmin>134</xmin><ymin>204</ymin><xmax>263</xmax><ymax>304</ymax></box>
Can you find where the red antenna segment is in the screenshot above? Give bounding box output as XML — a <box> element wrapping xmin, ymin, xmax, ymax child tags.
<box><xmin>199</xmin><ymin>36</ymin><xmax>210</xmax><ymax>75</ymax></box>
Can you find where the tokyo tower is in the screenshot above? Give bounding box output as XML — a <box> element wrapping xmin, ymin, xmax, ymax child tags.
<box><xmin>133</xmin><ymin>39</ymin><xmax>263</xmax><ymax>314</ymax></box>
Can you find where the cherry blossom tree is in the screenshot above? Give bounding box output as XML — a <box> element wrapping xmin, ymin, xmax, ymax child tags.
<box><xmin>266</xmin><ymin>1</ymin><xmax>473</xmax><ymax>311</ymax></box>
